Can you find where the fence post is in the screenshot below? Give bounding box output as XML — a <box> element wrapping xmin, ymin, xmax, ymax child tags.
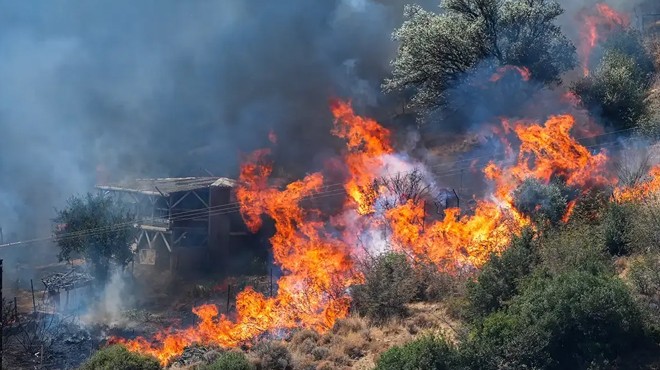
<box><xmin>30</xmin><ymin>279</ymin><xmax>36</xmax><ymax>314</ymax></box>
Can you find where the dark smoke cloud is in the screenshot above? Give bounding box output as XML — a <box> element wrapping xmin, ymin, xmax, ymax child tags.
<box><xmin>0</xmin><ymin>0</ymin><xmax>436</xmax><ymax>251</ymax></box>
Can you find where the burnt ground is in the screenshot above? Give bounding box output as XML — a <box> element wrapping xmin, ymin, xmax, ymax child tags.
<box><xmin>2</xmin><ymin>259</ymin><xmax>271</xmax><ymax>369</ymax></box>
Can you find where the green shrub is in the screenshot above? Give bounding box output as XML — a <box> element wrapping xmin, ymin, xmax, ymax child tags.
<box><xmin>466</xmin><ymin>229</ymin><xmax>537</xmax><ymax>319</ymax></box>
<box><xmin>375</xmin><ymin>335</ymin><xmax>460</xmax><ymax>370</ymax></box>
<box><xmin>79</xmin><ymin>345</ymin><xmax>161</xmax><ymax>370</ymax></box>
<box><xmin>252</xmin><ymin>340</ymin><xmax>292</xmax><ymax>370</ymax></box>
<box><xmin>351</xmin><ymin>252</ymin><xmax>418</xmax><ymax>323</ymax></box>
<box><xmin>199</xmin><ymin>351</ymin><xmax>253</xmax><ymax>370</ymax></box>
<box><xmin>628</xmin><ymin>253</ymin><xmax>660</xmax><ymax>329</ymax></box>
<box><xmin>466</xmin><ymin>271</ymin><xmax>648</xmax><ymax>369</ymax></box>
<box><xmin>603</xmin><ymin>201</ymin><xmax>634</xmax><ymax>256</ymax></box>
<box><xmin>538</xmin><ymin>222</ymin><xmax>611</xmax><ymax>276</ymax></box>
<box><xmin>571</xmin><ymin>50</ymin><xmax>652</xmax><ymax>131</ymax></box>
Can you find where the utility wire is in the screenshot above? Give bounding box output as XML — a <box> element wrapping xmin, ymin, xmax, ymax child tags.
<box><xmin>0</xmin><ymin>128</ymin><xmax>641</xmax><ymax>248</ymax></box>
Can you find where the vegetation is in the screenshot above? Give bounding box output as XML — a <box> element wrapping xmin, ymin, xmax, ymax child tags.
<box><xmin>375</xmin><ymin>335</ymin><xmax>459</xmax><ymax>370</ymax></box>
<box><xmin>199</xmin><ymin>351</ymin><xmax>253</xmax><ymax>370</ymax></box>
<box><xmin>467</xmin><ymin>271</ymin><xmax>648</xmax><ymax>369</ymax></box>
<box><xmin>466</xmin><ymin>229</ymin><xmax>537</xmax><ymax>319</ymax></box>
<box><xmin>79</xmin><ymin>345</ymin><xmax>161</xmax><ymax>370</ymax></box>
<box><xmin>351</xmin><ymin>252</ymin><xmax>418</xmax><ymax>323</ymax></box>
<box><xmin>54</xmin><ymin>193</ymin><xmax>137</xmax><ymax>282</ymax></box>
<box><xmin>512</xmin><ymin>179</ymin><xmax>569</xmax><ymax>227</ymax></box>
<box><xmin>572</xmin><ymin>30</ymin><xmax>657</xmax><ymax>132</ymax></box>
<box><xmin>384</xmin><ymin>0</ymin><xmax>575</xmax><ymax>118</ymax></box>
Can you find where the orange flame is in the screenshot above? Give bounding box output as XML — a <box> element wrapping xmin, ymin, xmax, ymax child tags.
<box><xmin>119</xmin><ymin>101</ymin><xmax>625</xmax><ymax>364</ymax></box>
<box><xmin>614</xmin><ymin>164</ymin><xmax>660</xmax><ymax>202</ymax></box>
<box><xmin>117</xmin><ymin>149</ymin><xmax>356</xmax><ymax>365</ymax></box>
<box><xmin>490</xmin><ymin>65</ymin><xmax>531</xmax><ymax>82</ymax></box>
<box><xmin>578</xmin><ymin>3</ymin><xmax>629</xmax><ymax>76</ymax></box>
<box><xmin>330</xmin><ymin>100</ymin><xmax>394</xmax><ymax>215</ymax></box>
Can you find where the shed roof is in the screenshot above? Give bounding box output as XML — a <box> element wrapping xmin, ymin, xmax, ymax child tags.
<box><xmin>97</xmin><ymin>177</ymin><xmax>236</xmax><ymax>196</ymax></box>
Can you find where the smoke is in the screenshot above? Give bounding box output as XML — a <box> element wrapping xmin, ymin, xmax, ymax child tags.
<box><xmin>81</xmin><ymin>269</ymin><xmax>132</xmax><ymax>326</ymax></box>
<box><xmin>0</xmin><ymin>0</ymin><xmax>436</xmax><ymax>262</ymax></box>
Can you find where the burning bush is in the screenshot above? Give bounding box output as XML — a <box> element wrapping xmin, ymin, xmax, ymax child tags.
<box><xmin>512</xmin><ymin>178</ymin><xmax>570</xmax><ymax>227</ymax></box>
<box><xmin>79</xmin><ymin>345</ymin><xmax>161</xmax><ymax>370</ymax></box>
<box><xmin>351</xmin><ymin>252</ymin><xmax>418</xmax><ymax>323</ymax></box>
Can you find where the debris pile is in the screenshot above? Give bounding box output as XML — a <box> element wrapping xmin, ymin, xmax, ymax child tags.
<box><xmin>42</xmin><ymin>269</ymin><xmax>94</xmax><ymax>292</ymax></box>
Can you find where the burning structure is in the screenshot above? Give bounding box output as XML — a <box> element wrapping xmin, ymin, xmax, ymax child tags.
<box><xmin>96</xmin><ymin>177</ymin><xmax>260</xmax><ymax>274</ymax></box>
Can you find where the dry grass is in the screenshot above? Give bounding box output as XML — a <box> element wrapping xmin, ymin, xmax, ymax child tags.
<box><xmin>166</xmin><ymin>302</ymin><xmax>461</xmax><ymax>369</ymax></box>
<box><xmin>280</xmin><ymin>302</ymin><xmax>461</xmax><ymax>370</ymax></box>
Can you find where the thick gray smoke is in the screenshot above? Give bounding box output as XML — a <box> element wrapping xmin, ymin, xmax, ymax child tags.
<box><xmin>0</xmin><ymin>0</ymin><xmax>435</xmax><ymax>262</ymax></box>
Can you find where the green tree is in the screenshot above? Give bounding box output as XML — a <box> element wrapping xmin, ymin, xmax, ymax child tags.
<box><xmin>79</xmin><ymin>345</ymin><xmax>161</xmax><ymax>370</ymax></box>
<box><xmin>54</xmin><ymin>193</ymin><xmax>136</xmax><ymax>282</ymax></box>
<box><xmin>466</xmin><ymin>271</ymin><xmax>649</xmax><ymax>370</ymax></box>
<box><xmin>375</xmin><ymin>335</ymin><xmax>460</xmax><ymax>370</ymax></box>
<box><xmin>351</xmin><ymin>252</ymin><xmax>418</xmax><ymax>323</ymax></box>
<box><xmin>384</xmin><ymin>0</ymin><xmax>575</xmax><ymax>116</ymax></box>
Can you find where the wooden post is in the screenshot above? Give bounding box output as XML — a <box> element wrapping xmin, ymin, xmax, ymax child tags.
<box><xmin>270</xmin><ymin>268</ymin><xmax>273</xmax><ymax>298</ymax></box>
<box><xmin>13</xmin><ymin>297</ymin><xmax>17</xmax><ymax>321</ymax></box>
<box><xmin>30</xmin><ymin>279</ymin><xmax>36</xmax><ymax>314</ymax></box>
<box><xmin>226</xmin><ymin>284</ymin><xmax>231</xmax><ymax>313</ymax></box>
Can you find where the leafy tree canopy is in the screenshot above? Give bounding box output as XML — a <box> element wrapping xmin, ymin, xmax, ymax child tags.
<box><xmin>54</xmin><ymin>193</ymin><xmax>136</xmax><ymax>282</ymax></box>
<box><xmin>384</xmin><ymin>0</ymin><xmax>576</xmax><ymax>117</ymax></box>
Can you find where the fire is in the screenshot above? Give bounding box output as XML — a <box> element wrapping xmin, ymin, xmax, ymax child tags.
<box><xmin>614</xmin><ymin>164</ymin><xmax>660</xmax><ymax>202</ymax></box>
<box><xmin>485</xmin><ymin>115</ymin><xmax>610</xmax><ymax>208</ymax></box>
<box><xmin>490</xmin><ymin>65</ymin><xmax>531</xmax><ymax>82</ymax></box>
<box><xmin>117</xmin><ymin>149</ymin><xmax>356</xmax><ymax>365</ymax></box>
<box><xmin>118</xmin><ymin>100</ymin><xmax>623</xmax><ymax>364</ymax></box>
<box><xmin>330</xmin><ymin>99</ymin><xmax>394</xmax><ymax>215</ymax></box>
<box><xmin>578</xmin><ymin>3</ymin><xmax>629</xmax><ymax>75</ymax></box>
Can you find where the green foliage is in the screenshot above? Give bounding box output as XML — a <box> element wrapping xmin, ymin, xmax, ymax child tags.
<box><xmin>54</xmin><ymin>193</ymin><xmax>136</xmax><ymax>282</ymax></box>
<box><xmin>375</xmin><ymin>335</ymin><xmax>460</xmax><ymax>370</ymax></box>
<box><xmin>601</xmin><ymin>29</ymin><xmax>656</xmax><ymax>80</ymax></box>
<box><xmin>603</xmin><ymin>201</ymin><xmax>634</xmax><ymax>256</ymax></box>
<box><xmin>252</xmin><ymin>340</ymin><xmax>292</xmax><ymax>370</ymax></box>
<box><xmin>351</xmin><ymin>252</ymin><xmax>418</xmax><ymax>323</ymax></box>
<box><xmin>571</xmin><ymin>50</ymin><xmax>653</xmax><ymax>131</ymax></box>
<box><xmin>538</xmin><ymin>222</ymin><xmax>612</xmax><ymax>276</ymax></box>
<box><xmin>79</xmin><ymin>345</ymin><xmax>161</xmax><ymax>370</ymax></box>
<box><xmin>384</xmin><ymin>1</ymin><xmax>575</xmax><ymax>116</ymax></box>
<box><xmin>512</xmin><ymin>178</ymin><xmax>568</xmax><ymax>227</ymax></box>
<box><xmin>628</xmin><ymin>253</ymin><xmax>660</xmax><ymax>329</ymax></box>
<box><xmin>466</xmin><ymin>271</ymin><xmax>648</xmax><ymax>369</ymax></box>
<box><xmin>466</xmin><ymin>229</ymin><xmax>537</xmax><ymax>319</ymax></box>
<box><xmin>199</xmin><ymin>351</ymin><xmax>253</xmax><ymax>370</ymax></box>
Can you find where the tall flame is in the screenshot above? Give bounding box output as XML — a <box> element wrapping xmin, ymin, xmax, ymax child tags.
<box><xmin>118</xmin><ymin>100</ymin><xmax>656</xmax><ymax>365</ymax></box>
<box><xmin>116</xmin><ymin>149</ymin><xmax>356</xmax><ymax>365</ymax></box>
<box><xmin>578</xmin><ymin>3</ymin><xmax>629</xmax><ymax>76</ymax></box>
